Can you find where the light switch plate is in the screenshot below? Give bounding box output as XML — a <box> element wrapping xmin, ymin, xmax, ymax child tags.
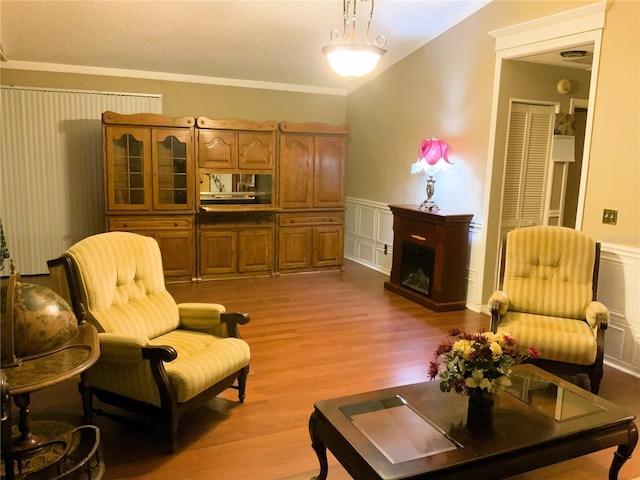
<box><xmin>602</xmin><ymin>209</ymin><xmax>618</xmax><ymax>225</ymax></box>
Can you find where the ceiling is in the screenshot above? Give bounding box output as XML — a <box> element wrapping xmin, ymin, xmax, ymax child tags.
<box><xmin>515</xmin><ymin>43</ymin><xmax>594</xmax><ymax>71</ymax></box>
<box><xmin>1</xmin><ymin>0</ymin><xmax>492</xmax><ymax>94</ymax></box>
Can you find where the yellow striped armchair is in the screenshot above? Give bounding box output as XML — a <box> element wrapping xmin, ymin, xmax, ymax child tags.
<box><xmin>48</xmin><ymin>232</ymin><xmax>251</xmax><ymax>452</ymax></box>
<box><xmin>489</xmin><ymin>226</ymin><xmax>608</xmax><ymax>393</ymax></box>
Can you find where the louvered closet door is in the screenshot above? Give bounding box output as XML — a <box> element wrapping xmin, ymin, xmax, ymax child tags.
<box><xmin>499</xmin><ymin>102</ymin><xmax>555</xmax><ymax>241</ymax></box>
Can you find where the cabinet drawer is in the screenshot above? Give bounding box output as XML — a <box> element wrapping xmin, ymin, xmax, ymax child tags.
<box><xmin>278</xmin><ymin>212</ymin><xmax>344</xmax><ymax>227</ymax></box>
<box><xmin>394</xmin><ymin>218</ymin><xmax>439</xmax><ymax>246</ymax></box>
<box><xmin>199</xmin><ymin>213</ymin><xmax>274</xmax><ymax>230</ymax></box>
<box><xmin>109</xmin><ymin>215</ymin><xmax>194</xmax><ymax>231</ymax></box>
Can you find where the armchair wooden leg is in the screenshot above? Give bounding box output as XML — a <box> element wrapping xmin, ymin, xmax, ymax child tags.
<box><xmin>589</xmin><ymin>371</ymin><xmax>603</xmax><ymax>395</ymax></box>
<box><xmin>237</xmin><ymin>366</ymin><xmax>249</xmax><ymax>403</ymax></box>
<box><xmin>167</xmin><ymin>411</ymin><xmax>178</xmax><ymax>454</ymax></box>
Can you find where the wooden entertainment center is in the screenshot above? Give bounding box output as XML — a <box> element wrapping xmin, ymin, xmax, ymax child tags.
<box><xmin>383</xmin><ymin>205</ymin><xmax>473</xmax><ymax>312</ymax></box>
<box><xmin>102</xmin><ymin>112</ymin><xmax>349</xmax><ymax>282</ymax></box>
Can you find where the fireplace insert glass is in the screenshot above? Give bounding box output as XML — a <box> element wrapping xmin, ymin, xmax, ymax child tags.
<box><xmin>400</xmin><ymin>242</ymin><xmax>435</xmax><ymax>297</ymax></box>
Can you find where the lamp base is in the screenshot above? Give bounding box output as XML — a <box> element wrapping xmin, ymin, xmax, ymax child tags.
<box><xmin>419</xmin><ymin>199</ymin><xmax>439</xmax><ymax>212</ymax></box>
<box><xmin>419</xmin><ymin>175</ymin><xmax>439</xmax><ymax>212</ymax></box>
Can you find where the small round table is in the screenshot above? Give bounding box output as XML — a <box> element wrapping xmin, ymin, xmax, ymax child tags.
<box><xmin>1</xmin><ymin>322</ymin><xmax>103</xmax><ymax>480</ymax></box>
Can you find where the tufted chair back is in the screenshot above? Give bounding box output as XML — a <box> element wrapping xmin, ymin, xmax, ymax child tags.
<box><xmin>66</xmin><ymin>231</ymin><xmax>180</xmax><ymax>339</ymax></box>
<box><xmin>502</xmin><ymin>226</ymin><xmax>596</xmax><ymax>319</ymax></box>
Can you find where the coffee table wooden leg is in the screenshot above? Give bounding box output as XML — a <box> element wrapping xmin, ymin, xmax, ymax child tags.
<box><xmin>609</xmin><ymin>422</ymin><xmax>638</xmax><ymax>480</ymax></box>
<box><xmin>309</xmin><ymin>410</ymin><xmax>329</xmax><ymax>480</ymax></box>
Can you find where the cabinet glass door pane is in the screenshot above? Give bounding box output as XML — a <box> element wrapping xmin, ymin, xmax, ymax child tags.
<box><xmin>112</xmin><ymin>134</ymin><xmax>145</xmax><ymax>204</ymax></box>
<box><xmin>156</xmin><ymin>135</ymin><xmax>188</xmax><ymax>205</ymax></box>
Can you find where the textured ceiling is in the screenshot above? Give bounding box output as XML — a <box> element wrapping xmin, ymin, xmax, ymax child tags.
<box><xmin>1</xmin><ymin>0</ymin><xmax>492</xmax><ymax>93</ymax></box>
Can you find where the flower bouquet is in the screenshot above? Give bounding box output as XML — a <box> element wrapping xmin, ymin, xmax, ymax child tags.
<box><xmin>428</xmin><ymin>328</ymin><xmax>540</xmax><ymax>395</ymax></box>
<box><xmin>429</xmin><ymin>328</ymin><xmax>540</xmax><ymax>428</ymax></box>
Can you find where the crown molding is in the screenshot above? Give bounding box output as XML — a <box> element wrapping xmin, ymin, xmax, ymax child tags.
<box><xmin>1</xmin><ymin>60</ymin><xmax>348</xmax><ymax>97</ymax></box>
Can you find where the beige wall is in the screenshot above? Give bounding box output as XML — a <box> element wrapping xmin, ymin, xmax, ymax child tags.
<box><xmin>582</xmin><ymin>0</ymin><xmax>639</xmax><ymax>245</ymax></box>
<box><xmin>1</xmin><ymin>0</ymin><xmax>637</xmax><ymax>303</ymax></box>
<box><xmin>0</xmin><ymin>70</ymin><xmax>347</xmax><ymax>124</ymax></box>
<box><xmin>346</xmin><ymin>0</ymin><xmax>639</xmax><ymax>302</ymax></box>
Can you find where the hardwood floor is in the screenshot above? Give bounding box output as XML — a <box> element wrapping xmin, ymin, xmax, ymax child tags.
<box><xmin>22</xmin><ymin>260</ymin><xmax>639</xmax><ymax>479</ymax></box>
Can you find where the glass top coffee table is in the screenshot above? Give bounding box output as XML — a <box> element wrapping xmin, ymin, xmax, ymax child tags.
<box><xmin>309</xmin><ymin>365</ymin><xmax>637</xmax><ymax>479</ymax></box>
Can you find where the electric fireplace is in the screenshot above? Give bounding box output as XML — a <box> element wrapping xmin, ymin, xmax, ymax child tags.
<box><xmin>384</xmin><ymin>205</ymin><xmax>473</xmax><ymax>312</ymax></box>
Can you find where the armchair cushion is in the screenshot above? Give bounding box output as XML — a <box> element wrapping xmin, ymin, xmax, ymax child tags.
<box><xmin>497</xmin><ymin>312</ymin><xmax>597</xmax><ymax>365</ymax></box>
<box><xmin>68</xmin><ymin>232</ymin><xmax>180</xmax><ymax>338</ymax></box>
<box><xmin>152</xmin><ymin>330</ymin><xmax>250</xmax><ymax>403</ymax></box>
<box><xmin>502</xmin><ymin>226</ymin><xmax>595</xmax><ymax>319</ymax></box>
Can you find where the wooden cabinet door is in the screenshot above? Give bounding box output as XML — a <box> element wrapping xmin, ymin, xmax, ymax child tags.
<box><xmin>152</xmin><ymin>128</ymin><xmax>194</xmax><ymax>211</ymax></box>
<box><xmin>105</xmin><ymin>126</ymin><xmax>152</xmax><ymax>211</ymax></box>
<box><xmin>314</xmin><ymin>136</ymin><xmax>346</xmax><ymax>208</ymax></box>
<box><xmin>238</xmin><ymin>132</ymin><xmax>275</xmax><ymax>170</ymax></box>
<box><xmin>199</xmin><ymin>230</ymin><xmax>237</xmax><ymax>274</ymax></box>
<box><xmin>278</xmin><ymin>227</ymin><xmax>313</xmax><ymax>270</ymax></box>
<box><xmin>239</xmin><ymin>229</ymin><xmax>274</xmax><ymax>272</ymax></box>
<box><xmin>313</xmin><ymin>225</ymin><xmax>344</xmax><ymax>267</ymax></box>
<box><xmin>197</xmin><ymin>130</ymin><xmax>237</xmax><ymax>169</ymax></box>
<box><xmin>155</xmin><ymin>229</ymin><xmax>195</xmax><ymax>278</ymax></box>
<box><xmin>279</xmin><ymin>135</ymin><xmax>314</xmax><ymax>208</ymax></box>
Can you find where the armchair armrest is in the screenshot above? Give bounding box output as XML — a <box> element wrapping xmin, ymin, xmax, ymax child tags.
<box><xmin>488</xmin><ymin>291</ymin><xmax>509</xmax><ymax>332</ymax></box>
<box><xmin>221</xmin><ymin>312</ymin><xmax>251</xmax><ymax>338</ymax></box>
<box><xmin>177</xmin><ymin>303</ymin><xmax>250</xmax><ymax>338</ymax></box>
<box><xmin>585</xmin><ymin>301</ymin><xmax>609</xmax><ymax>330</ymax></box>
<box><xmin>177</xmin><ymin>302</ymin><xmax>226</xmax><ymax>330</ymax></box>
<box><xmin>488</xmin><ymin>291</ymin><xmax>510</xmax><ymax>315</ymax></box>
<box><xmin>98</xmin><ymin>333</ymin><xmax>177</xmax><ymax>364</ymax></box>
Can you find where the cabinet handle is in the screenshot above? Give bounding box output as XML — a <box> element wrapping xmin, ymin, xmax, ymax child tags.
<box><xmin>411</xmin><ymin>234</ymin><xmax>426</xmax><ymax>241</ymax></box>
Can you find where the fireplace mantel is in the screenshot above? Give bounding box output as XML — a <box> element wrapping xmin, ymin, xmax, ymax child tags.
<box><xmin>383</xmin><ymin>205</ymin><xmax>473</xmax><ymax>312</ymax></box>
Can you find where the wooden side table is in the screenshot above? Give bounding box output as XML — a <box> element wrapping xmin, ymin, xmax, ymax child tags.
<box><xmin>384</xmin><ymin>205</ymin><xmax>473</xmax><ymax>312</ymax></box>
<box><xmin>1</xmin><ymin>323</ymin><xmax>103</xmax><ymax>480</ymax></box>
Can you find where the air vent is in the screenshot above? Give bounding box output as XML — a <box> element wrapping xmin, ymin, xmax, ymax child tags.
<box><xmin>560</xmin><ymin>50</ymin><xmax>593</xmax><ymax>66</ymax></box>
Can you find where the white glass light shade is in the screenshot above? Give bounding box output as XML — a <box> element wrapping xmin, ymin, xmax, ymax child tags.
<box><xmin>322</xmin><ymin>44</ymin><xmax>386</xmax><ymax>79</ymax></box>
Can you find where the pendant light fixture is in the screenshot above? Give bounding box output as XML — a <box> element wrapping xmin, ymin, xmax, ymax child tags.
<box><xmin>322</xmin><ymin>0</ymin><xmax>387</xmax><ymax>79</ymax></box>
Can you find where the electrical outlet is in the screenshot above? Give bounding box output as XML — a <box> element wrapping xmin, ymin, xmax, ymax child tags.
<box><xmin>602</xmin><ymin>209</ymin><xmax>618</xmax><ymax>225</ymax></box>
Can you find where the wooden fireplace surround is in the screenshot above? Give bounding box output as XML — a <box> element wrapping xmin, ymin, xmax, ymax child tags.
<box><xmin>384</xmin><ymin>205</ymin><xmax>473</xmax><ymax>312</ymax></box>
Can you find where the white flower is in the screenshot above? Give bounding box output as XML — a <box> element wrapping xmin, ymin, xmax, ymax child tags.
<box><xmin>464</xmin><ymin>369</ymin><xmax>492</xmax><ymax>391</ymax></box>
<box><xmin>495</xmin><ymin>374</ymin><xmax>512</xmax><ymax>388</ymax></box>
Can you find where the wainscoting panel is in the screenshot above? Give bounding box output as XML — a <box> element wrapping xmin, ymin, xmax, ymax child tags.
<box><xmin>465</xmin><ymin>222</ymin><xmax>483</xmax><ymax>313</ymax></box>
<box><xmin>599</xmin><ymin>243</ymin><xmax>640</xmax><ymax>377</ymax></box>
<box><xmin>345</xmin><ymin>198</ymin><xmax>393</xmax><ymax>275</ymax></box>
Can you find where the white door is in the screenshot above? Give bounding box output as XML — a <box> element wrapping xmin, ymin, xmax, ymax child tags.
<box><xmin>498</xmin><ymin>102</ymin><xmax>556</xmax><ymax>242</ymax></box>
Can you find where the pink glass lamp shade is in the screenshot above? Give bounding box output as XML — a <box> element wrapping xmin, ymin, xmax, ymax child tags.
<box><xmin>412</xmin><ymin>138</ymin><xmax>452</xmax><ymax>212</ymax></box>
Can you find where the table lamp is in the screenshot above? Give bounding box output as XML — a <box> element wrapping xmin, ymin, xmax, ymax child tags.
<box><xmin>411</xmin><ymin>138</ymin><xmax>452</xmax><ymax>211</ymax></box>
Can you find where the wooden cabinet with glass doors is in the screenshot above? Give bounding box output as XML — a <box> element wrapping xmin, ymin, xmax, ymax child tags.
<box><xmin>102</xmin><ymin>111</ymin><xmax>196</xmax><ymax>282</ymax></box>
<box><xmin>277</xmin><ymin>121</ymin><xmax>349</xmax><ymax>273</ymax></box>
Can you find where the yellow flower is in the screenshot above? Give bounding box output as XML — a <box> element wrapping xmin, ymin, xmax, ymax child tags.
<box><xmin>490</xmin><ymin>341</ymin><xmax>503</xmax><ymax>360</ymax></box>
<box><xmin>453</xmin><ymin>339</ymin><xmax>474</xmax><ymax>359</ymax></box>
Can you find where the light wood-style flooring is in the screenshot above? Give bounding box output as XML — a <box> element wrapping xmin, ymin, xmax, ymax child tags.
<box><xmin>26</xmin><ymin>260</ymin><xmax>639</xmax><ymax>479</ymax></box>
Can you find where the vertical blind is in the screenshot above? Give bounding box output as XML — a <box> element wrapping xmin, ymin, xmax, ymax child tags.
<box><xmin>0</xmin><ymin>87</ymin><xmax>162</xmax><ymax>274</ymax></box>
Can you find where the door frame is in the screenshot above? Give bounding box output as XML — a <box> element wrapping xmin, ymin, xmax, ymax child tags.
<box><xmin>478</xmin><ymin>2</ymin><xmax>608</xmax><ymax>305</ymax></box>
